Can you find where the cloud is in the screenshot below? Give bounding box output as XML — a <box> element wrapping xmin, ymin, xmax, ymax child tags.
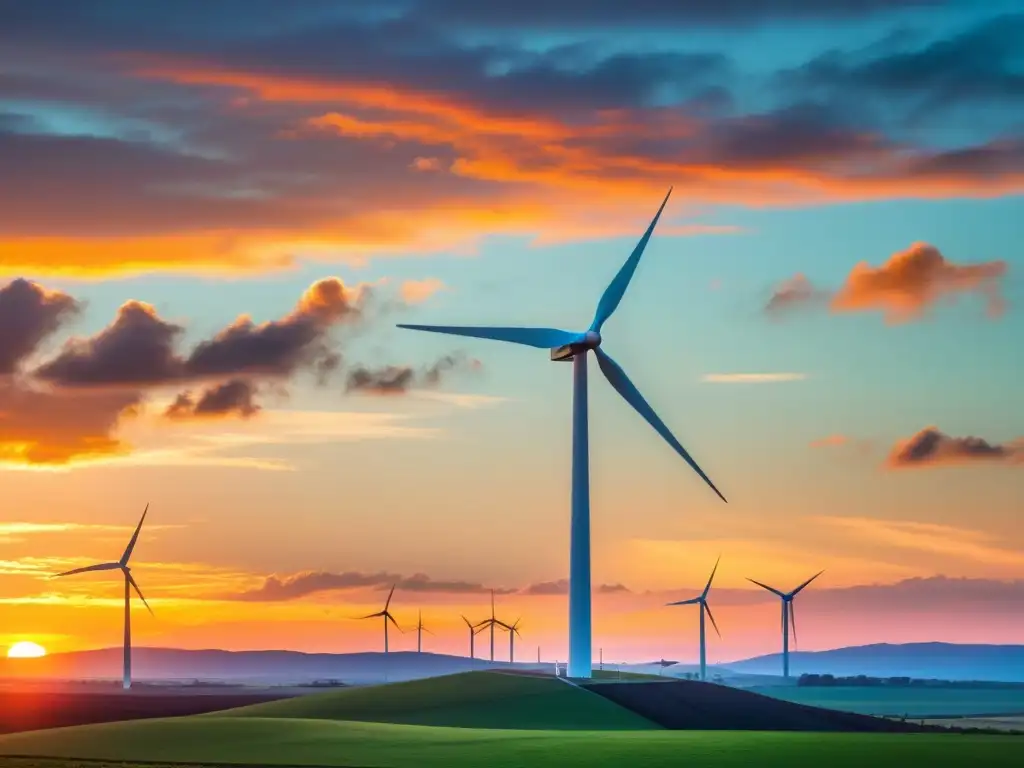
<box><xmin>2</xmin><ymin>9</ymin><xmax>1023</xmax><ymax>277</ymax></box>
<box><xmin>345</xmin><ymin>353</ymin><xmax>480</xmax><ymax>395</ymax></box>
<box><xmin>520</xmin><ymin>579</ymin><xmax>631</xmax><ymax>595</ymax></box>
<box><xmin>764</xmin><ymin>274</ymin><xmax>827</xmax><ymax>315</ymax></box>
<box><xmin>230</xmin><ymin>570</ymin><xmax>516</xmax><ymax>601</ymax></box>
<box><xmin>34</xmin><ymin>278</ymin><xmax>365</xmax><ymax>388</ymax></box>
<box><xmin>831</xmin><ymin>243</ymin><xmax>1007</xmax><ymax>323</ymax></box>
<box><xmin>885</xmin><ymin>427</ymin><xmax>1023</xmax><ymax>470</ymax></box>
<box><xmin>0</xmin><ymin>279</ymin><xmax>79</xmax><ymax>374</ymax></box>
<box><xmin>400</xmin><ymin>278</ymin><xmax>446</xmax><ymax>304</ymax></box>
<box><xmin>700</xmin><ymin>372</ymin><xmax>806</xmax><ymax>383</ymax></box>
<box><xmin>164</xmin><ymin>380</ymin><xmax>260</xmax><ymax>421</ymax></box>
<box><xmin>813</xmin><ymin>516</ymin><xmax>1024</xmax><ymax>567</ymax></box>
<box><xmin>778</xmin><ymin>14</ymin><xmax>1024</xmax><ymax>116</ymax></box>
<box><xmin>810</xmin><ymin>433</ymin><xmax>875</xmax><ymax>455</ymax></box>
<box><xmin>767</xmin><ymin>243</ymin><xmax>1008</xmax><ymax>323</ymax></box>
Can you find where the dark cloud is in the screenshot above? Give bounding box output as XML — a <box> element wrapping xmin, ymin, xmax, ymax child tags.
<box><xmin>34</xmin><ymin>278</ymin><xmax>364</xmax><ymax>388</ymax></box>
<box><xmin>34</xmin><ymin>301</ymin><xmax>185</xmax><ymax>387</ymax></box>
<box><xmin>779</xmin><ymin>14</ymin><xmax>1024</xmax><ymax>113</ymax></box>
<box><xmin>0</xmin><ymin>279</ymin><xmax>79</xmax><ymax>374</ymax></box>
<box><xmin>165</xmin><ymin>379</ymin><xmax>260</xmax><ymax>421</ymax></box>
<box><xmin>886</xmin><ymin>427</ymin><xmax>1022</xmax><ymax>469</ymax></box>
<box><xmin>345</xmin><ymin>353</ymin><xmax>480</xmax><ymax>395</ymax></box>
<box><xmin>231</xmin><ymin>570</ymin><xmax>515</xmax><ymax>601</ymax></box>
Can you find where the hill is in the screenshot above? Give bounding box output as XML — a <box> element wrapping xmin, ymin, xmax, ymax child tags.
<box><xmin>218</xmin><ymin>671</ymin><xmax>657</xmax><ymax>729</ymax></box>
<box><xmin>0</xmin><ymin>718</ymin><xmax>1018</xmax><ymax>767</ymax></box>
<box><xmin>725</xmin><ymin>643</ymin><xmax>1024</xmax><ymax>682</ymax></box>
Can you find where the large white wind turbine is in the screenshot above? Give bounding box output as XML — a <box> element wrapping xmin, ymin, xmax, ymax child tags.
<box><xmin>415</xmin><ymin>609</ymin><xmax>433</xmax><ymax>653</ymax></box>
<box><xmin>747</xmin><ymin>570</ymin><xmax>823</xmax><ymax>679</ymax></box>
<box><xmin>53</xmin><ymin>504</ymin><xmax>153</xmax><ymax>690</ymax></box>
<box><xmin>398</xmin><ymin>189</ymin><xmax>727</xmax><ymax>678</ymax></box>
<box><xmin>666</xmin><ymin>555</ymin><xmax>721</xmax><ymax>681</ymax></box>
<box><xmin>358</xmin><ymin>584</ymin><xmax>402</xmax><ymax>653</ymax></box>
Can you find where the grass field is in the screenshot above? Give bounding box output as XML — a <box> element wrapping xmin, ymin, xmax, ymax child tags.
<box><xmin>0</xmin><ymin>718</ymin><xmax>1020</xmax><ymax>768</ymax></box>
<box><xmin>216</xmin><ymin>671</ymin><xmax>658</xmax><ymax>729</ymax></box>
<box><xmin>751</xmin><ymin>686</ymin><xmax>1024</xmax><ymax>717</ymax></box>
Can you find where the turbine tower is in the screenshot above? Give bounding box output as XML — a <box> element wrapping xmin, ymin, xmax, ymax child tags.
<box><xmin>461</xmin><ymin>614</ymin><xmax>486</xmax><ymax>659</ymax></box>
<box><xmin>415</xmin><ymin>609</ymin><xmax>433</xmax><ymax>653</ymax></box>
<box><xmin>358</xmin><ymin>584</ymin><xmax>402</xmax><ymax>653</ymax></box>
<box><xmin>507</xmin><ymin>618</ymin><xmax>522</xmax><ymax>663</ymax></box>
<box><xmin>666</xmin><ymin>556</ymin><xmax>721</xmax><ymax>681</ymax></box>
<box><xmin>53</xmin><ymin>504</ymin><xmax>153</xmax><ymax>690</ymax></box>
<box><xmin>747</xmin><ymin>570</ymin><xmax>823</xmax><ymax>679</ymax></box>
<box><xmin>398</xmin><ymin>189</ymin><xmax>727</xmax><ymax>678</ymax></box>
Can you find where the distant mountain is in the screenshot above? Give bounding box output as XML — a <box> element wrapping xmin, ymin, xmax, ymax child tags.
<box><xmin>724</xmin><ymin>643</ymin><xmax>1024</xmax><ymax>682</ymax></box>
<box><xmin>0</xmin><ymin>648</ymin><xmax>548</xmax><ymax>685</ymax></box>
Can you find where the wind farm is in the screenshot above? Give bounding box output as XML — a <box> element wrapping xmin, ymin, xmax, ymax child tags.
<box><xmin>2</xmin><ymin>2</ymin><xmax>1022</xmax><ymax>766</ymax></box>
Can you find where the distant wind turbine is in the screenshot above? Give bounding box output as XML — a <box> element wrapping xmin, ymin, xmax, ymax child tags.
<box><xmin>461</xmin><ymin>614</ymin><xmax>486</xmax><ymax>659</ymax></box>
<box><xmin>666</xmin><ymin>556</ymin><xmax>721</xmax><ymax>681</ymax></box>
<box><xmin>507</xmin><ymin>618</ymin><xmax>522</xmax><ymax>663</ymax></box>
<box><xmin>475</xmin><ymin>589</ymin><xmax>512</xmax><ymax>662</ymax></box>
<box><xmin>398</xmin><ymin>189</ymin><xmax>727</xmax><ymax>678</ymax></box>
<box><xmin>53</xmin><ymin>505</ymin><xmax>153</xmax><ymax>690</ymax></box>
<box><xmin>358</xmin><ymin>584</ymin><xmax>402</xmax><ymax>653</ymax></box>
<box><xmin>415</xmin><ymin>609</ymin><xmax>433</xmax><ymax>653</ymax></box>
<box><xmin>747</xmin><ymin>571</ymin><xmax>824</xmax><ymax>678</ymax></box>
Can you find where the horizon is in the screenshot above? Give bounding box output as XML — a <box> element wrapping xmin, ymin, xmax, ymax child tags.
<box><xmin>1</xmin><ymin>2</ymin><xmax>1022</xmax><ymax>670</ymax></box>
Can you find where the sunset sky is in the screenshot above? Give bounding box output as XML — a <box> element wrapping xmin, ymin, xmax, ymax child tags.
<box><xmin>1</xmin><ymin>1</ymin><xmax>1022</xmax><ymax>666</ymax></box>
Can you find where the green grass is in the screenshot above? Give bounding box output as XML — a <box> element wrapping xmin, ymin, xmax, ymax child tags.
<box><xmin>0</xmin><ymin>718</ymin><xmax>1020</xmax><ymax>768</ymax></box>
<box><xmin>215</xmin><ymin>671</ymin><xmax>658</xmax><ymax>729</ymax></box>
<box><xmin>751</xmin><ymin>686</ymin><xmax>1024</xmax><ymax>717</ymax></box>
<box><xmin>581</xmin><ymin>669</ymin><xmax>668</xmax><ymax>682</ymax></box>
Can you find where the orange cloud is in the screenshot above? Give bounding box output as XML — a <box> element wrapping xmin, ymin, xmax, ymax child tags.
<box><xmin>831</xmin><ymin>243</ymin><xmax>1008</xmax><ymax>323</ymax></box>
<box><xmin>3</xmin><ymin>58</ymin><xmax>1014</xmax><ymax>277</ymax></box>
<box><xmin>885</xmin><ymin>427</ymin><xmax>1023</xmax><ymax>470</ymax></box>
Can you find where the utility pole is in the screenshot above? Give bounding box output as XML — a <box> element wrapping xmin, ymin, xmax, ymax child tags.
<box><xmin>599</xmin><ymin>648</ymin><xmax>603</xmax><ymax>670</ymax></box>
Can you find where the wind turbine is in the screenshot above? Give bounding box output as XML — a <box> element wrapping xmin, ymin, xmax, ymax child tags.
<box><xmin>53</xmin><ymin>504</ymin><xmax>153</xmax><ymax>690</ymax></box>
<box><xmin>507</xmin><ymin>618</ymin><xmax>522</xmax><ymax>663</ymax></box>
<box><xmin>461</xmin><ymin>614</ymin><xmax>486</xmax><ymax>659</ymax></box>
<box><xmin>475</xmin><ymin>589</ymin><xmax>511</xmax><ymax>662</ymax></box>
<box><xmin>398</xmin><ymin>189</ymin><xmax>727</xmax><ymax>678</ymax></box>
<box><xmin>666</xmin><ymin>555</ymin><xmax>721</xmax><ymax>681</ymax></box>
<box><xmin>415</xmin><ymin>609</ymin><xmax>434</xmax><ymax>653</ymax></box>
<box><xmin>358</xmin><ymin>584</ymin><xmax>402</xmax><ymax>653</ymax></box>
<box><xmin>747</xmin><ymin>570</ymin><xmax>823</xmax><ymax>679</ymax></box>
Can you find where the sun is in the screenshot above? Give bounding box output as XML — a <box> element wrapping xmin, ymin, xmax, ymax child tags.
<box><xmin>7</xmin><ymin>641</ymin><xmax>47</xmax><ymax>658</ymax></box>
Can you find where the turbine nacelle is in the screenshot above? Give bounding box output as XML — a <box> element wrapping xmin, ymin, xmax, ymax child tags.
<box><xmin>549</xmin><ymin>331</ymin><xmax>602</xmax><ymax>362</ymax></box>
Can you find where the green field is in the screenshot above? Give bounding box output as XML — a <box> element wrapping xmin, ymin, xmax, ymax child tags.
<box><xmin>751</xmin><ymin>686</ymin><xmax>1024</xmax><ymax>717</ymax></box>
<box><xmin>0</xmin><ymin>718</ymin><xmax>1020</xmax><ymax>768</ymax></box>
<box><xmin>218</xmin><ymin>671</ymin><xmax>657</xmax><ymax>729</ymax></box>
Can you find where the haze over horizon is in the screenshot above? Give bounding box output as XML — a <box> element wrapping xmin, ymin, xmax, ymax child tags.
<box><xmin>1</xmin><ymin>1</ymin><xmax>1022</xmax><ymax>665</ymax></box>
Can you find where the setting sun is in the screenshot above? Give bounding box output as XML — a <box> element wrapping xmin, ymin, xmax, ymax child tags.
<box><xmin>7</xmin><ymin>641</ymin><xmax>47</xmax><ymax>659</ymax></box>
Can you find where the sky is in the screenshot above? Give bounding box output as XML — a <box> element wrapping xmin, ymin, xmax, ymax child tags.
<box><xmin>1</xmin><ymin>0</ymin><xmax>1022</xmax><ymax>666</ymax></box>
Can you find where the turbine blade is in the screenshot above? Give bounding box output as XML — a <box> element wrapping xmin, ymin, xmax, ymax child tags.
<box><xmin>358</xmin><ymin>611</ymin><xmax>384</xmax><ymax>620</ymax></box>
<box><xmin>384</xmin><ymin>583</ymin><xmax>396</xmax><ymax>611</ymax></box>
<box><xmin>120</xmin><ymin>504</ymin><xmax>149</xmax><ymax>565</ymax></box>
<box><xmin>747</xmin><ymin>578</ymin><xmax>785</xmax><ymax>598</ymax></box>
<box><xmin>595</xmin><ymin>347</ymin><xmax>727</xmax><ymax>502</ymax></box>
<box><xmin>790</xmin><ymin>570</ymin><xmax>824</xmax><ymax>596</ymax></box>
<box><xmin>789</xmin><ymin>601</ymin><xmax>798</xmax><ymax>648</ymax></box>
<box><xmin>704</xmin><ymin>601</ymin><xmax>722</xmax><ymax>639</ymax></box>
<box><xmin>52</xmin><ymin>562</ymin><xmax>121</xmax><ymax>578</ymax></box>
<box><xmin>396</xmin><ymin>324</ymin><xmax>581</xmax><ymax>350</ymax></box>
<box><xmin>125</xmin><ymin>571</ymin><xmax>153</xmax><ymax>615</ymax></box>
<box><xmin>590</xmin><ymin>188</ymin><xmax>672</xmax><ymax>333</ymax></box>
<box><xmin>386</xmin><ymin>612</ymin><xmax>403</xmax><ymax>633</ymax></box>
<box><xmin>702</xmin><ymin>555</ymin><xmax>721</xmax><ymax>598</ymax></box>
<box><xmin>666</xmin><ymin>596</ymin><xmax>701</xmax><ymax>606</ymax></box>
